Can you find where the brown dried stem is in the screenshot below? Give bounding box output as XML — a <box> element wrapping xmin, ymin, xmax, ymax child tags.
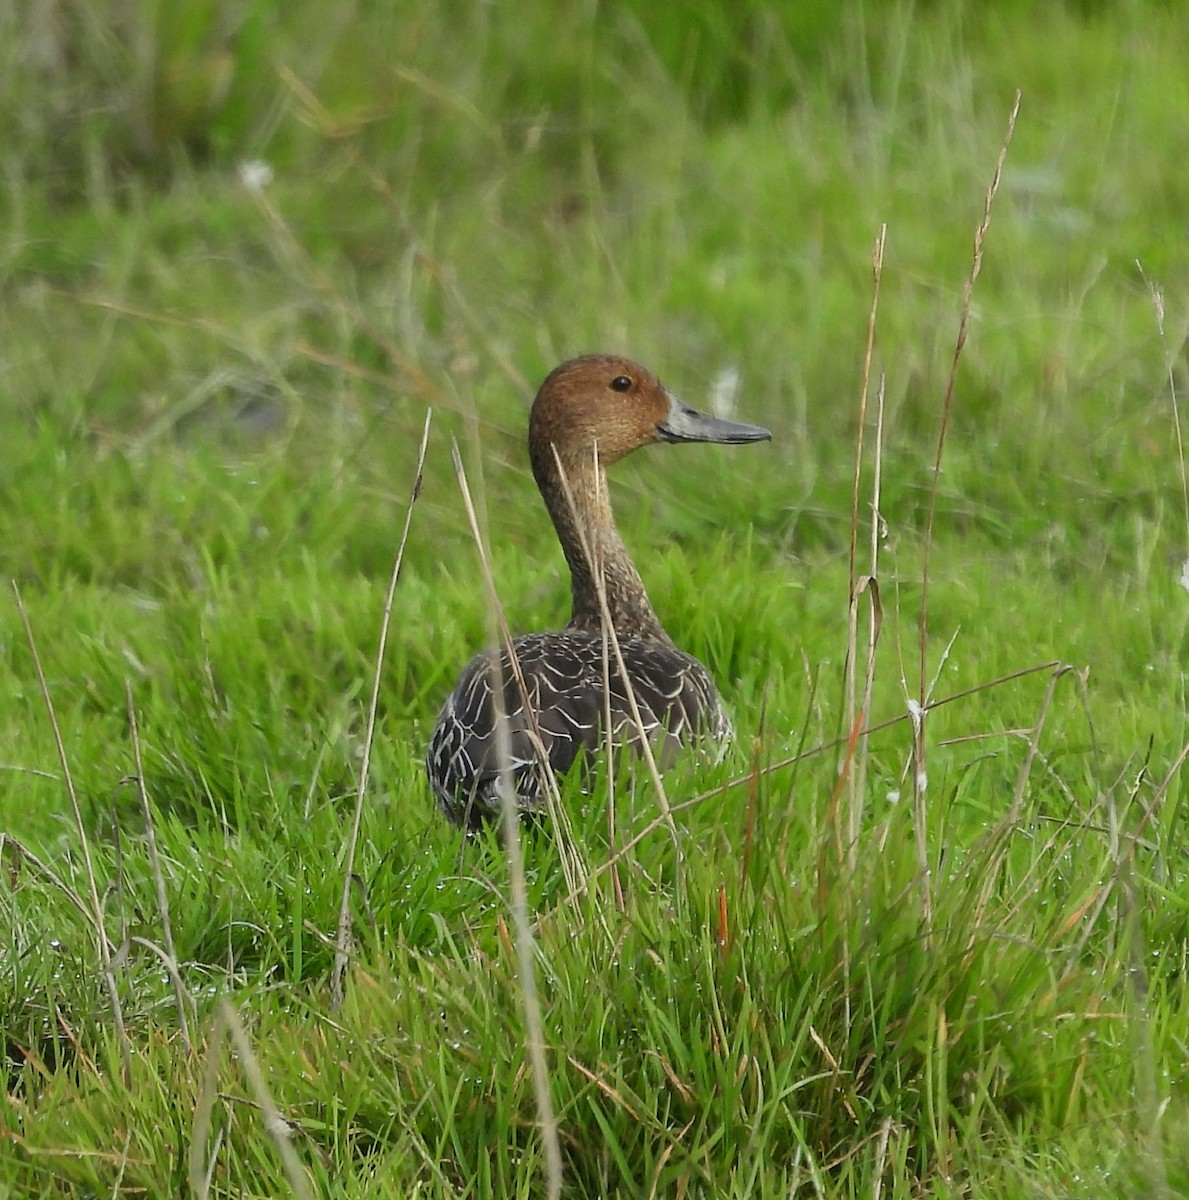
<box><xmin>914</xmin><ymin>91</ymin><xmax>1021</xmax><ymax>929</ymax></box>
<box><xmin>450</xmin><ymin>441</ymin><xmax>565</xmax><ymax>1200</ymax></box>
<box><xmin>330</xmin><ymin>408</ymin><xmax>433</xmax><ymax>1008</ymax></box>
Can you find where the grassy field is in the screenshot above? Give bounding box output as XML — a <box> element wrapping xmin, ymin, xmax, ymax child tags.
<box><xmin>2</xmin><ymin>0</ymin><xmax>1188</xmax><ymax>1195</ymax></box>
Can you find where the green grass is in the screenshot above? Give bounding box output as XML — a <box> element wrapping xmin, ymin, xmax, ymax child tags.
<box><xmin>2</xmin><ymin>0</ymin><xmax>1188</xmax><ymax>1195</ymax></box>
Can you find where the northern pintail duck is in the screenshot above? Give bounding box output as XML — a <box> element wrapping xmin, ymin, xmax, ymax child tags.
<box><xmin>427</xmin><ymin>354</ymin><xmax>770</xmax><ymax>828</ymax></box>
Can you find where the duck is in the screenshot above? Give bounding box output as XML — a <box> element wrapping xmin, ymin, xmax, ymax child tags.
<box><xmin>426</xmin><ymin>354</ymin><xmax>771</xmax><ymax>829</ymax></box>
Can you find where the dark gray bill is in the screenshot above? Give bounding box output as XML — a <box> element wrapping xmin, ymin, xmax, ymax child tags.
<box><xmin>657</xmin><ymin>392</ymin><xmax>771</xmax><ymax>445</ymax></box>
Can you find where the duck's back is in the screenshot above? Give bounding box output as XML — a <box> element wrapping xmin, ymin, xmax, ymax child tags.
<box><xmin>426</xmin><ymin>631</ymin><xmax>729</xmax><ymax>828</ymax></box>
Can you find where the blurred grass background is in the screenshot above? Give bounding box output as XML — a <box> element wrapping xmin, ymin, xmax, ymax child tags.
<box><xmin>1</xmin><ymin>0</ymin><xmax>1188</xmax><ymax>1196</ymax></box>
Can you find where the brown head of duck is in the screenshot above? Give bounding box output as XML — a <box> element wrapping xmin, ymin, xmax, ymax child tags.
<box><xmin>527</xmin><ymin>354</ymin><xmax>771</xmax><ymax>642</ymax></box>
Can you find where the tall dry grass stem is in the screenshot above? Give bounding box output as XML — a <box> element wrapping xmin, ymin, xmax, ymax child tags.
<box><xmin>13</xmin><ymin>582</ymin><xmax>133</xmax><ymax>1084</ymax></box>
<box><xmin>550</xmin><ymin>445</ymin><xmax>682</xmax><ymax>856</ymax></box>
<box><xmin>1137</xmin><ymin>262</ymin><xmax>1189</xmax><ymax>566</ymax></box>
<box><xmin>852</xmin><ymin>377</ymin><xmax>887</xmax><ymax>848</ymax></box>
<box><xmin>451</xmin><ymin>442</ymin><xmax>564</xmax><ymax>1200</ymax></box>
<box><xmin>190</xmin><ymin>1000</ymin><xmax>315</xmax><ymax>1200</ymax></box>
<box><xmin>221</xmin><ymin>1000</ymin><xmax>315</xmax><ymax>1200</ymax></box>
<box><xmin>330</xmin><ymin>408</ymin><xmax>433</xmax><ymax>1009</ymax></box>
<box><xmin>871</xmin><ymin>1116</ymin><xmax>895</xmax><ymax>1200</ymax></box>
<box><xmin>844</xmin><ymin>225</ymin><xmax>886</xmax><ymax>869</ymax></box>
<box><xmin>449</xmin><ymin>443</ymin><xmax>585</xmax><ymax>891</ymax></box>
<box><xmin>600</xmin><ymin>619</ymin><xmax>626</xmax><ymax>911</ymax></box>
<box><xmin>915</xmin><ymin>90</ymin><xmax>1021</xmax><ymax>932</ymax></box>
<box><xmin>189</xmin><ymin>1009</ymin><xmax>225</xmax><ymax>1198</ymax></box>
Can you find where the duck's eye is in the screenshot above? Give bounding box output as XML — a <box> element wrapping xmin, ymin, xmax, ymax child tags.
<box><xmin>609</xmin><ymin>375</ymin><xmax>632</xmax><ymax>392</ymax></box>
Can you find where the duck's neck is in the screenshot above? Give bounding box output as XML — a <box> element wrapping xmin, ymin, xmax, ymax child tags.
<box><xmin>531</xmin><ymin>445</ymin><xmax>670</xmax><ymax>643</ymax></box>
